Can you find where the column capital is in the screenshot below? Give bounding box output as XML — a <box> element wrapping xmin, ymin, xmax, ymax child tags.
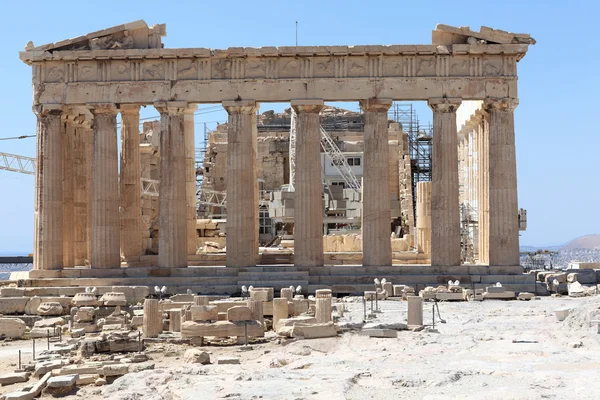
<box><xmin>291</xmin><ymin>99</ymin><xmax>325</xmax><ymax>114</ymax></box>
<box><xmin>184</xmin><ymin>104</ymin><xmax>198</xmax><ymax>115</ymax></box>
<box><xmin>359</xmin><ymin>98</ymin><xmax>392</xmax><ymax>113</ymax></box>
<box><xmin>223</xmin><ymin>100</ymin><xmax>258</xmax><ymax>115</ymax></box>
<box><xmin>154</xmin><ymin>101</ymin><xmax>188</xmax><ymax>115</ymax></box>
<box><xmin>428</xmin><ymin>98</ymin><xmax>462</xmax><ymax>113</ymax></box>
<box><xmin>483</xmin><ymin>98</ymin><xmax>518</xmax><ymax>112</ymax></box>
<box><xmin>119</xmin><ymin>104</ymin><xmax>141</xmax><ymax>115</ymax></box>
<box><xmin>86</xmin><ymin>103</ymin><xmax>118</xmax><ymax>115</ymax></box>
<box><xmin>32</xmin><ymin>104</ymin><xmax>64</xmax><ymax>117</ymax></box>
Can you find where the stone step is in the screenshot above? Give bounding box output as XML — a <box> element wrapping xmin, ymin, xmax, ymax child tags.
<box><xmin>306</xmin><ymin>282</ymin><xmax>544</xmax><ymax>296</ymax></box>
<box><xmin>28</xmin><ymin>266</ymin><xmax>238</xmax><ymax>279</ymax></box>
<box><xmin>238</xmin><ymin>266</ymin><xmax>303</xmax><ymax>273</ymax></box>
<box><xmin>238</xmin><ymin>276</ymin><xmax>309</xmax><ymax>282</ymax></box>
<box><xmin>24</xmin><ymin>276</ymin><xmax>239</xmax><ymax>288</ymax></box>
<box><xmin>237</xmin><ymin>280</ymin><xmax>309</xmax><ymax>288</ymax></box>
<box><xmin>309</xmin><ymin>274</ymin><xmax>534</xmax><ymax>285</ymax></box>
<box><xmin>307</xmin><ymin>265</ymin><xmax>524</xmax><ymax>276</ymax></box>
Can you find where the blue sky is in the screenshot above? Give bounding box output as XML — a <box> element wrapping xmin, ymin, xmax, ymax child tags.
<box><xmin>0</xmin><ymin>0</ymin><xmax>598</xmax><ymax>253</ymax></box>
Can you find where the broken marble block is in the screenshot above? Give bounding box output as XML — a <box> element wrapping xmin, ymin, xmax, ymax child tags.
<box><xmin>37</xmin><ymin>302</ymin><xmax>64</xmax><ymax>316</ymax></box>
<box><xmin>74</xmin><ymin>307</ymin><xmax>95</xmax><ymax>323</ymax></box>
<box><xmin>0</xmin><ymin>318</ymin><xmax>26</xmax><ymax>339</ymax></box>
<box><xmin>0</xmin><ymin>371</ymin><xmax>30</xmax><ymax>386</ymax></box>
<box><xmin>45</xmin><ymin>374</ymin><xmax>78</xmax><ymax>396</ymax></box>
<box><xmin>72</xmin><ymin>293</ymin><xmax>99</xmax><ymax>306</ymax></box>
<box><xmin>100</xmin><ymin>292</ymin><xmax>127</xmax><ymax>306</ymax></box>
<box><xmin>183</xmin><ymin>349</ymin><xmax>210</xmax><ymax>364</ymax></box>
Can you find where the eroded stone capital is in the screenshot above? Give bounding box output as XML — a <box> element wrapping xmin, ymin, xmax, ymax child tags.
<box><xmin>86</xmin><ymin>103</ymin><xmax>117</xmax><ymax>115</ymax></box>
<box><xmin>291</xmin><ymin>99</ymin><xmax>325</xmax><ymax>114</ymax></box>
<box><xmin>32</xmin><ymin>104</ymin><xmax>64</xmax><ymax>118</ymax></box>
<box><xmin>427</xmin><ymin>97</ymin><xmax>462</xmax><ymax>113</ymax></box>
<box><xmin>154</xmin><ymin>101</ymin><xmax>188</xmax><ymax>115</ymax></box>
<box><xmin>119</xmin><ymin>104</ymin><xmax>141</xmax><ymax>115</ymax></box>
<box><xmin>483</xmin><ymin>98</ymin><xmax>518</xmax><ymax>112</ymax></box>
<box><xmin>359</xmin><ymin>98</ymin><xmax>392</xmax><ymax>113</ymax></box>
<box><xmin>222</xmin><ymin>100</ymin><xmax>258</xmax><ymax>115</ymax></box>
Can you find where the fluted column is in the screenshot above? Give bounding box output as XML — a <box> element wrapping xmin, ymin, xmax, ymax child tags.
<box><xmin>72</xmin><ymin>114</ymin><xmax>93</xmax><ymax>266</ymax></box>
<box><xmin>33</xmin><ymin>105</ymin><xmax>64</xmax><ymax>270</ymax></box>
<box><xmin>485</xmin><ymin>98</ymin><xmax>520</xmax><ymax>266</ymax></box>
<box><xmin>292</xmin><ymin>100</ymin><xmax>324</xmax><ymax>267</ymax></box>
<box><xmin>119</xmin><ymin>105</ymin><xmax>143</xmax><ymax>262</ymax></box>
<box><xmin>428</xmin><ymin>98</ymin><xmax>462</xmax><ymax>267</ymax></box>
<box><xmin>155</xmin><ymin>102</ymin><xmax>188</xmax><ymax>268</ymax></box>
<box><xmin>360</xmin><ymin>98</ymin><xmax>392</xmax><ymax>267</ymax></box>
<box><xmin>88</xmin><ymin>104</ymin><xmax>120</xmax><ymax>268</ymax></box>
<box><xmin>477</xmin><ymin>115</ymin><xmax>490</xmax><ymax>264</ymax></box>
<box><xmin>416</xmin><ymin>181</ymin><xmax>432</xmax><ymax>254</ymax></box>
<box><xmin>184</xmin><ymin>105</ymin><xmax>198</xmax><ymax>256</ymax></box>
<box><xmin>223</xmin><ymin>100</ymin><xmax>259</xmax><ymax>268</ymax></box>
<box><xmin>62</xmin><ymin>117</ymin><xmax>75</xmax><ymax>268</ymax></box>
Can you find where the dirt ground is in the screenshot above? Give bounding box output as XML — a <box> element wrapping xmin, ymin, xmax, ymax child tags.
<box><xmin>1</xmin><ymin>296</ymin><xmax>599</xmax><ymax>400</ymax></box>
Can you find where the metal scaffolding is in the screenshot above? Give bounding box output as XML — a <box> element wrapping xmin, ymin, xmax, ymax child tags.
<box><xmin>388</xmin><ymin>103</ymin><xmax>433</xmax><ymax>220</ymax></box>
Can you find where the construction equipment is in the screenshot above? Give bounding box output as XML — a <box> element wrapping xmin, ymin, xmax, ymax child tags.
<box><xmin>1</xmin><ymin>151</ymin><xmax>160</xmax><ymax>198</ymax></box>
<box><xmin>288</xmin><ymin>109</ymin><xmax>361</xmax><ymax>192</ymax></box>
<box><xmin>0</xmin><ymin>152</ymin><xmax>35</xmax><ymax>175</ymax></box>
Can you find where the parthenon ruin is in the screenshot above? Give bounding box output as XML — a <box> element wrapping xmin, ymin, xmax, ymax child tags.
<box><xmin>17</xmin><ymin>21</ymin><xmax>535</xmax><ymax>294</ymax></box>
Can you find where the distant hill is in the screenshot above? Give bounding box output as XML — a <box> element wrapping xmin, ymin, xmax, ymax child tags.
<box><xmin>520</xmin><ymin>244</ymin><xmax>564</xmax><ymax>252</ymax></box>
<box><xmin>562</xmin><ymin>234</ymin><xmax>600</xmax><ymax>251</ymax></box>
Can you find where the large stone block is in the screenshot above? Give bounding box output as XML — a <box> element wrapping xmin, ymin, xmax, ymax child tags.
<box><xmin>102</xmin><ymin>364</ymin><xmax>129</xmax><ymax>377</ymax></box>
<box><xmin>37</xmin><ymin>302</ymin><xmax>64</xmax><ymax>316</ymax></box>
<box><xmin>24</xmin><ymin>297</ymin><xmax>42</xmax><ymax>315</ymax></box>
<box><xmin>0</xmin><ymin>371</ymin><xmax>30</xmax><ymax>386</ymax></box>
<box><xmin>181</xmin><ymin>320</ymin><xmax>264</xmax><ymax>338</ymax></box>
<box><xmin>74</xmin><ymin>307</ymin><xmax>95</xmax><ymax>323</ymax></box>
<box><xmin>290</xmin><ymin>322</ymin><xmax>337</xmax><ymax>339</ymax></box>
<box><xmin>33</xmin><ymin>317</ymin><xmax>65</xmax><ymax>328</ymax></box>
<box><xmin>250</xmin><ymin>288</ymin><xmax>273</xmax><ymax>302</ymax></box>
<box><xmin>227</xmin><ymin>306</ymin><xmax>253</xmax><ymax>322</ymax></box>
<box><xmin>191</xmin><ymin>305</ymin><xmax>218</xmax><ymax>322</ymax></box>
<box><xmin>100</xmin><ymin>292</ymin><xmax>127</xmax><ymax>306</ymax></box>
<box><xmin>0</xmin><ymin>318</ymin><xmax>26</xmax><ymax>339</ymax></box>
<box><xmin>0</xmin><ymin>297</ymin><xmax>29</xmax><ymax>315</ymax></box>
<box><xmin>0</xmin><ymin>287</ymin><xmax>25</xmax><ymax>297</ymax></box>
<box><xmin>72</xmin><ymin>293</ymin><xmax>99</xmax><ymax>306</ymax></box>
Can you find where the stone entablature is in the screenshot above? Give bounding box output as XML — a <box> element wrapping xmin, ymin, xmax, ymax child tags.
<box><xmin>21</xmin><ymin>23</ymin><xmax>530</xmax><ymax>105</ymax></box>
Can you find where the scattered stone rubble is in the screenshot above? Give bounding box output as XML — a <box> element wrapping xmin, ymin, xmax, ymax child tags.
<box><xmin>1</xmin><ymin>280</ymin><xmax>599</xmax><ymax>398</ymax></box>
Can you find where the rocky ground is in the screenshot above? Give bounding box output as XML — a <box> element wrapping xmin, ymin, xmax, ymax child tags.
<box><xmin>1</xmin><ymin>296</ymin><xmax>599</xmax><ymax>400</ymax></box>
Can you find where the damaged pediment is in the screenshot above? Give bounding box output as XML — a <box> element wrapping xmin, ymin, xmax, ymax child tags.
<box><xmin>22</xmin><ymin>20</ymin><xmax>166</xmax><ymax>53</ymax></box>
<box><xmin>433</xmin><ymin>24</ymin><xmax>536</xmax><ymax>46</ymax></box>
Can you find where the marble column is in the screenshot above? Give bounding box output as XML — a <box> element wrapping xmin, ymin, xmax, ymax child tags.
<box><xmin>88</xmin><ymin>103</ymin><xmax>120</xmax><ymax>268</ymax></box>
<box><xmin>477</xmin><ymin>115</ymin><xmax>490</xmax><ymax>264</ymax></box>
<box><xmin>119</xmin><ymin>105</ymin><xmax>143</xmax><ymax>262</ymax></box>
<box><xmin>184</xmin><ymin>105</ymin><xmax>198</xmax><ymax>256</ymax></box>
<box><xmin>291</xmin><ymin>100</ymin><xmax>324</xmax><ymax>267</ymax></box>
<box><xmin>155</xmin><ymin>102</ymin><xmax>188</xmax><ymax>268</ymax></box>
<box><xmin>33</xmin><ymin>105</ymin><xmax>64</xmax><ymax>271</ymax></box>
<box><xmin>484</xmin><ymin>98</ymin><xmax>520</xmax><ymax>266</ymax></box>
<box><xmin>360</xmin><ymin>98</ymin><xmax>393</xmax><ymax>267</ymax></box>
<box><xmin>428</xmin><ymin>98</ymin><xmax>462</xmax><ymax>267</ymax></box>
<box><xmin>416</xmin><ymin>181</ymin><xmax>432</xmax><ymax>254</ymax></box>
<box><xmin>223</xmin><ymin>100</ymin><xmax>259</xmax><ymax>268</ymax></box>
<box><xmin>62</xmin><ymin>117</ymin><xmax>75</xmax><ymax>268</ymax></box>
<box><xmin>72</xmin><ymin>116</ymin><xmax>93</xmax><ymax>266</ymax></box>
